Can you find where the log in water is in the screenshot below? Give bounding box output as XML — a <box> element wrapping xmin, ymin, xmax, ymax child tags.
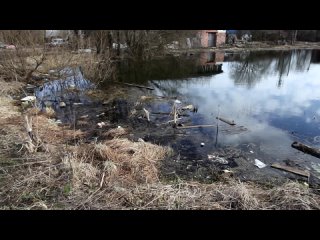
<box><xmin>176</xmin><ymin>124</ymin><xmax>216</xmax><ymax>129</ymax></box>
<box><xmin>291</xmin><ymin>141</ymin><xmax>320</xmax><ymax>159</ymax></box>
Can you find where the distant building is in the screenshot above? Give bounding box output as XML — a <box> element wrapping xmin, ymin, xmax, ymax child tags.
<box><xmin>198</xmin><ymin>30</ymin><xmax>226</xmax><ymax>47</ymax></box>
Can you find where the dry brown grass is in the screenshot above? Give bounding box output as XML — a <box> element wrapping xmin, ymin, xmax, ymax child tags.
<box><xmin>68</xmin><ymin>138</ymin><xmax>172</xmax><ymax>189</ymax></box>
<box><xmin>0</xmin><ymin>79</ymin><xmax>24</xmax><ymax>96</ymax></box>
<box><xmin>264</xmin><ymin>182</ymin><xmax>320</xmax><ymax>210</ymax></box>
<box><xmin>103</xmin><ymin>127</ymin><xmax>128</xmax><ymax>138</ymax></box>
<box><xmin>2</xmin><ymin>131</ymin><xmax>320</xmax><ymax>209</ymax></box>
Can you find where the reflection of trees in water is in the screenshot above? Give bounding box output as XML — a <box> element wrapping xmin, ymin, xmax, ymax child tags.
<box><xmin>229</xmin><ymin>54</ymin><xmax>273</xmax><ymax>88</ymax></box>
<box><xmin>117</xmin><ymin>56</ymin><xmax>198</xmax><ymax>84</ymax></box>
<box><xmin>150</xmin><ymin>77</ymin><xmax>213</xmax><ymax>97</ymax></box>
<box><xmin>311</xmin><ymin>50</ymin><xmax>320</xmax><ymax>63</ymax></box>
<box><xmin>229</xmin><ymin>50</ymin><xmax>313</xmax><ymax>88</ymax></box>
<box><xmin>116</xmin><ymin>53</ymin><xmax>223</xmax><ymax>85</ymax></box>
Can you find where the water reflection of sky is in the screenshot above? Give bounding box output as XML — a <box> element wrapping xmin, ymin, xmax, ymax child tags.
<box><xmin>150</xmin><ymin>50</ymin><xmax>320</xmax><ymax>163</ymax></box>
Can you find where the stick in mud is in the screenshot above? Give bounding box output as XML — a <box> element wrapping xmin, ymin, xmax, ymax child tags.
<box><xmin>291</xmin><ymin>141</ymin><xmax>320</xmax><ymax>159</ymax></box>
<box><xmin>215</xmin><ymin>105</ymin><xmax>220</xmax><ymax>147</ymax></box>
<box><xmin>216</xmin><ymin>117</ymin><xmax>236</xmax><ymax>126</ymax></box>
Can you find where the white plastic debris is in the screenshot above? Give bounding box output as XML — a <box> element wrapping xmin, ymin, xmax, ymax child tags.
<box><xmin>21</xmin><ymin>96</ymin><xmax>36</xmax><ymax>102</ymax></box>
<box><xmin>182</xmin><ymin>104</ymin><xmax>194</xmax><ymax>110</ymax></box>
<box><xmin>96</xmin><ymin>112</ymin><xmax>105</xmax><ymax>117</ymax></box>
<box><xmin>117</xmin><ymin>126</ymin><xmax>121</xmax><ymax>128</ymax></box>
<box><xmin>201</xmin><ymin>143</ymin><xmax>205</xmax><ymax>147</ymax></box>
<box><xmin>143</xmin><ymin>108</ymin><xmax>150</xmax><ymax>121</ymax></box>
<box><xmin>208</xmin><ymin>155</ymin><xmax>215</xmax><ymax>160</ymax></box>
<box><xmin>254</xmin><ymin>159</ymin><xmax>267</xmax><ymax>168</ymax></box>
<box><xmin>59</xmin><ymin>102</ymin><xmax>66</xmax><ymax>108</ymax></box>
<box><xmin>249</xmin><ymin>150</ymin><xmax>254</xmax><ymax>153</ymax></box>
<box><xmin>174</xmin><ymin>99</ymin><xmax>181</xmax><ymax>104</ymax></box>
<box><xmin>97</xmin><ymin>122</ymin><xmax>106</xmax><ymax>128</ymax></box>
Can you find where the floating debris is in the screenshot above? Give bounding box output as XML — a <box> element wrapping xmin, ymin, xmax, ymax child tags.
<box><xmin>292</xmin><ymin>141</ymin><xmax>320</xmax><ymax>159</ymax></box>
<box><xmin>254</xmin><ymin>159</ymin><xmax>267</xmax><ymax>168</ymax></box>
<box><xmin>216</xmin><ymin>116</ymin><xmax>236</xmax><ymax>126</ymax></box>
<box><xmin>182</xmin><ymin>104</ymin><xmax>194</xmax><ymax>110</ymax></box>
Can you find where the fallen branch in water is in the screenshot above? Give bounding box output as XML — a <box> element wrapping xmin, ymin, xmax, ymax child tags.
<box><xmin>216</xmin><ymin>117</ymin><xmax>236</xmax><ymax>126</ymax></box>
<box><xmin>291</xmin><ymin>141</ymin><xmax>320</xmax><ymax>159</ymax></box>
<box><xmin>176</xmin><ymin>124</ymin><xmax>216</xmax><ymax>129</ymax></box>
<box><xmin>114</xmin><ymin>82</ymin><xmax>154</xmax><ymax>90</ymax></box>
<box><xmin>151</xmin><ymin>112</ymin><xmax>171</xmax><ymax>115</ymax></box>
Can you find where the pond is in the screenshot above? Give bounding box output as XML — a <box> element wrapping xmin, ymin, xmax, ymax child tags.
<box><xmin>117</xmin><ymin>49</ymin><xmax>320</xmax><ymax>183</ymax></box>
<box><xmin>34</xmin><ymin>49</ymin><xmax>320</xmax><ymax>184</ymax></box>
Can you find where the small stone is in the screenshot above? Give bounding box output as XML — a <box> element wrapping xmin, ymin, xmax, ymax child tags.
<box><xmin>138</xmin><ymin>138</ymin><xmax>145</xmax><ymax>142</ymax></box>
